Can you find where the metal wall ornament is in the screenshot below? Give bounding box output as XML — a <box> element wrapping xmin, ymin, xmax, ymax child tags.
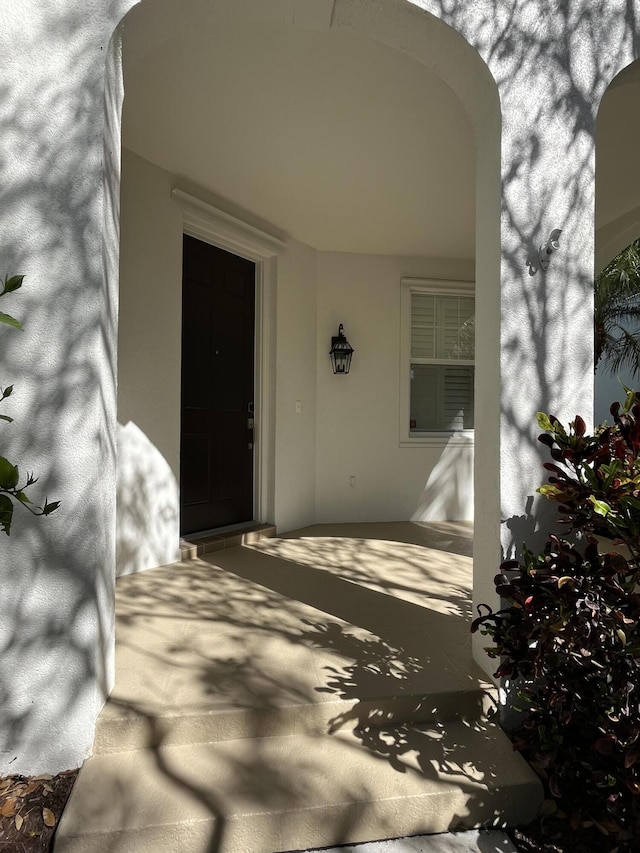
<box><xmin>526</xmin><ymin>228</ymin><xmax>563</xmax><ymax>275</ymax></box>
<box><xmin>329</xmin><ymin>324</ymin><xmax>354</xmax><ymax>374</ymax></box>
<box><xmin>538</xmin><ymin>228</ymin><xmax>563</xmax><ymax>271</ymax></box>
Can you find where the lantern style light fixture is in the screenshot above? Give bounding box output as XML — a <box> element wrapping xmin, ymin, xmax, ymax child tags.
<box><xmin>329</xmin><ymin>324</ymin><xmax>354</xmax><ymax>374</ymax></box>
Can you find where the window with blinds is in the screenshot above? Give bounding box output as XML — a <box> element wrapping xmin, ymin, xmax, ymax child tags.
<box><xmin>402</xmin><ymin>285</ymin><xmax>475</xmax><ymax>436</ymax></box>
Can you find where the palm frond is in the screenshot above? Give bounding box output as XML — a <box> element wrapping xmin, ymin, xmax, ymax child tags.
<box><xmin>598</xmin><ymin>328</ymin><xmax>640</xmax><ymax>377</ymax></box>
<box><xmin>595</xmin><ymin>239</ymin><xmax>640</xmax><ymax>375</ymax></box>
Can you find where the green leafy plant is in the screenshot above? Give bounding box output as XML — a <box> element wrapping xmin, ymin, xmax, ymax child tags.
<box><xmin>0</xmin><ymin>273</ymin><xmax>59</xmax><ymax>534</ymax></box>
<box><xmin>472</xmin><ymin>394</ymin><xmax>640</xmax><ymax>847</ymax></box>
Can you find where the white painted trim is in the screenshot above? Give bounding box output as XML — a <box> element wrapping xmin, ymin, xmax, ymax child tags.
<box><xmin>400</xmin><ymin>431</ymin><xmax>475</xmax><ymax>448</ymax></box>
<box><xmin>172</xmin><ymin>187</ymin><xmax>285</xmax><ymax>527</ymax></box>
<box><xmin>172</xmin><ymin>188</ymin><xmax>287</xmax><ymax>260</ymax></box>
<box><xmin>399</xmin><ymin>277</ymin><xmax>475</xmax><ymax>447</ymax></box>
<box><xmin>254</xmin><ymin>257</ymin><xmax>277</xmax><ymax>523</ymax></box>
<box><xmin>401</xmin><ymin>277</ymin><xmax>475</xmax><ymax>298</ymax></box>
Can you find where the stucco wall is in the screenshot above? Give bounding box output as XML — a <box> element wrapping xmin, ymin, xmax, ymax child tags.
<box><xmin>315</xmin><ymin>252</ymin><xmax>475</xmax><ymax>524</ymax></box>
<box><xmin>409</xmin><ymin>0</ymin><xmax>639</xmax><ymax>672</ymax></box>
<box><xmin>596</xmin><ymin>76</ymin><xmax>640</xmax><ymax>271</ymax></box>
<box><xmin>0</xmin><ymin>1</ymin><xmax>127</xmax><ymax>775</ymax></box>
<box><xmin>117</xmin><ymin>150</ymin><xmax>321</xmax><ymax>540</ymax></box>
<box><xmin>117</xmin><ymin>149</ymin><xmax>182</xmax><ymax>575</ymax></box>
<box><xmin>273</xmin><ymin>241</ymin><xmax>318</xmax><ymax>531</ymax></box>
<box><xmin>4</xmin><ymin>0</ymin><xmax>639</xmax><ymax>775</ymax></box>
<box><xmin>593</xmin><ymin>69</ymin><xmax>640</xmax><ymax>424</ymax></box>
<box><xmin>116</xmin><ymin>151</ymin><xmax>478</xmax><ymax>537</ymax></box>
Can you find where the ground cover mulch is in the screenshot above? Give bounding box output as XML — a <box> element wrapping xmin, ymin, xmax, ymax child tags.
<box><xmin>0</xmin><ymin>770</ymin><xmax>78</xmax><ymax>852</ymax></box>
<box><xmin>509</xmin><ymin>818</ymin><xmax>635</xmax><ymax>853</ymax></box>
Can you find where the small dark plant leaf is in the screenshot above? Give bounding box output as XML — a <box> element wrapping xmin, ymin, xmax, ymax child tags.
<box><xmin>0</xmin><ymin>456</ymin><xmax>19</xmax><ymax>489</ymax></box>
<box><xmin>3</xmin><ymin>274</ymin><xmax>24</xmax><ymax>293</ymax></box>
<box><xmin>0</xmin><ymin>494</ymin><xmax>13</xmax><ymax>535</ymax></box>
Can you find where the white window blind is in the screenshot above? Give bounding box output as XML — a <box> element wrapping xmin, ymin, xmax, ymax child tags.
<box><xmin>408</xmin><ymin>291</ymin><xmax>474</xmax><ymax>433</ymax></box>
<box><xmin>411</xmin><ymin>294</ymin><xmax>474</xmax><ymax>361</ymax></box>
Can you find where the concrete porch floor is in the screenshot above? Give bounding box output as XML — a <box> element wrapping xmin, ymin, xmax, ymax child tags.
<box><xmin>55</xmin><ymin>522</ymin><xmax>541</xmax><ymax>853</ymax></box>
<box><xmin>103</xmin><ymin>520</ymin><xmax>481</xmax><ymax>740</ymax></box>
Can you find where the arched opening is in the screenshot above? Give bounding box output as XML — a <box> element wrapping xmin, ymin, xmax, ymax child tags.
<box><xmin>113</xmin><ymin>0</ymin><xmax>500</xmax><ymax>578</ymax></box>
<box><xmin>22</xmin><ymin>0</ymin><xmax>509</xmax><ymax>833</ymax></box>
<box><xmin>595</xmin><ymin>57</ymin><xmax>640</xmax><ymax>423</ymax></box>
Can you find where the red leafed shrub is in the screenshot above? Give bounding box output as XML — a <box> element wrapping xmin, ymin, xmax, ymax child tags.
<box><xmin>473</xmin><ymin>390</ymin><xmax>640</xmax><ymax>847</ymax></box>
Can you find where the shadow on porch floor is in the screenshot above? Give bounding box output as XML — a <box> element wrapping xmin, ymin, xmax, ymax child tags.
<box><xmin>101</xmin><ymin>521</ymin><xmax>483</xmax><ymax>742</ymax></box>
<box><xmin>54</xmin><ymin>521</ymin><xmax>542</xmax><ymax>853</ymax></box>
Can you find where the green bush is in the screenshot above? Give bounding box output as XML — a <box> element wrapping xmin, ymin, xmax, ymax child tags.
<box><xmin>472</xmin><ymin>391</ymin><xmax>640</xmax><ymax>846</ymax></box>
<box><xmin>0</xmin><ymin>273</ymin><xmax>59</xmax><ymax>534</ymax></box>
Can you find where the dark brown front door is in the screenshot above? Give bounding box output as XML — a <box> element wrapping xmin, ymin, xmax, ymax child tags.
<box><xmin>180</xmin><ymin>235</ymin><xmax>255</xmax><ymax>535</ymax></box>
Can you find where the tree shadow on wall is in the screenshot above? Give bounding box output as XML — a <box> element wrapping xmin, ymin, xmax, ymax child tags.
<box><xmin>0</xmin><ymin>0</ymin><xmax>133</xmax><ymax>774</ymax></box>
<box><xmin>420</xmin><ymin>0</ymin><xmax>640</xmax><ymax>559</ymax></box>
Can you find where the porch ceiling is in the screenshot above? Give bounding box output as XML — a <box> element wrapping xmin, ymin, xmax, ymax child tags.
<box><xmin>121</xmin><ymin>4</ymin><xmax>475</xmax><ymax>259</ymax></box>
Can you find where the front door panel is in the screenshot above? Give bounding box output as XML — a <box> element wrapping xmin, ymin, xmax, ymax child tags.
<box><xmin>180</xmin><ymin>235</ymin><xmax>255</xmax><ymax>535</ymax></box>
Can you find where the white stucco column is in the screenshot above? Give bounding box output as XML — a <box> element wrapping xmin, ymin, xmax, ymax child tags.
<box><xmin>412</xmin><ymin>0</ymin><xmax>640</xmax><ymax>671</ymax></box>
<box><xmin>0</xmin><ymin>0</ymin><xmax>132</xmax><ymax>775</ymax></box>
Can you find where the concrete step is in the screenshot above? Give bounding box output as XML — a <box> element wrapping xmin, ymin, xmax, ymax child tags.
<box><xmin>94</xmin><ymin>686</ymin><xmax>496</xmax><ymax>755</ymax></box>
<box><xmin>98</xmin><ymin>539</ymin><xmax>497</xmax><ymax>756</ymax></box>
<box><xmin>180</xmin><ymin>523</ymin><xmax>276</xmax><ymax>560</ymax></box>
<box><xmin>54</xmin><ymin>719</ymin><xmax>541</xmax><ymax>853</ymax></box>
<box><xmin>56</xmin><ymin>527</ymin><xmax>542</xmax><ymax>853</ymax></box>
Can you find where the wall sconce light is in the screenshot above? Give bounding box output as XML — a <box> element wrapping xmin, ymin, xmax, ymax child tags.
<box><xmin>538</xmin><ymin>228</ymin><xmax>563</xmax><ymax>271</ymax></box>
<box><xmin>329</xmin><ymin>324</ymin><xmax>354</xmax><ymax>374</ymax></box>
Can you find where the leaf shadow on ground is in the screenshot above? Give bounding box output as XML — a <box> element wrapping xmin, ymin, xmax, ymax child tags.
<box><xmin>69</xmin><ymin>526</ymin><xmax>533</xmax><ymax>851</ymax></box>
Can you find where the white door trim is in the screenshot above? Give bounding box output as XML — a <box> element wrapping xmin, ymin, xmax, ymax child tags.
<box><xmin>172</xmin><ymin>188</ymin><xmax>287</xmax><ymax>258</ymax></box>
<box><xmin>172</xmin><ymin>187</ymin><xmax>286</xmax><ymax>527</ymax></box>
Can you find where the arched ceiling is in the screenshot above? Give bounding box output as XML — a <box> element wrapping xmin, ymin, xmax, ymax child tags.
<box><xmin>121</xmin><ymin>3</ymin><xmax>476</xmax><ymax>259</ymax></box>
<box><xmin>596</xmin><ymin>58</ymin><xmax>640</xmax><ymax>271</ymax></box>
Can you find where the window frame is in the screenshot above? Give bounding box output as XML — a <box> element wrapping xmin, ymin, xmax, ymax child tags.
<box><xmin>399</xmin><ymin>277</ymin><xmax>475</xmax><ymax>447</ymax></box>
